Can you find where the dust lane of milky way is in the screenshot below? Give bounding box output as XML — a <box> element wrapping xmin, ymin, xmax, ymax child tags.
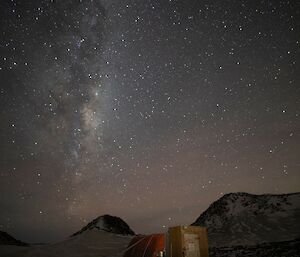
<box><xmin>0</xmin><ymin>0</ymin><xmax>299</xmax><ymax>243</ymax></box>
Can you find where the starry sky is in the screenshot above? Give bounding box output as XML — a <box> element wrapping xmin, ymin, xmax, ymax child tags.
<box><xmin>0</xmin><ymin>0</ymin><xmax>299</xmax><ymax>243</ymax></box>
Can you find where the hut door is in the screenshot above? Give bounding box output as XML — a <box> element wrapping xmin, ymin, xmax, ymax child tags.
<box><xmin>183</xmin><ymin>233</ymin><xmax>200</xmax><ymax>257</ymax></box>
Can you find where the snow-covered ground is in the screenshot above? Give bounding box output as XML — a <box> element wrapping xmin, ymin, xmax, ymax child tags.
<box><xmin>3</xmin><ymin>235</ymin><xmax>299</xmax><ymax>257</ymax></box>
<box><xmin>0</xmin><ymin>245</ymin><xmax>29</xmax><ymax>256</ymax></box>
<box><xmin>2</xmin><ymin>230</ymin><xmax>132</xmax><ymax>257</ymax></box>
<box><xmin>209</xmin><ymin>238</ymin><xmax>300</xmax><ymax>257</ymax></box>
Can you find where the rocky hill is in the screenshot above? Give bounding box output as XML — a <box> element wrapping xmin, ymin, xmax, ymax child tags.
<box><xmin>192</xmin><ymin>192</ymin><xmax>300</xmax><ymax>246</ymax></box>
<box><xmin>72</xmin><ymin>214</ymin><xmax>135</xmax><ymax>236</ymax></box>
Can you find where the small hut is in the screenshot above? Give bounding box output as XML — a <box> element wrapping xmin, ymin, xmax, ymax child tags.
<box><xmin>123</xmin><ymin>226</ymin><xmax>209</xmax><ymax>257</ymax></box>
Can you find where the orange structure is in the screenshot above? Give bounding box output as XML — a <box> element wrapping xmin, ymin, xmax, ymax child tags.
<box><xmin>123</xmin><ymin>234</ymin><xmax>165</xmax><ymax>257</ymax></box>
<box><xmin>123</xmin><ymin>226</ymin><xmax>209</xmax><ymax>257</ymax></box>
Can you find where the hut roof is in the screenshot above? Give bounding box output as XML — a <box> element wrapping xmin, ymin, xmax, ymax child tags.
<box><xmin>123</xmin><ymin>234</ymin><xmax>164</xmax><ymax>257</ymax></box>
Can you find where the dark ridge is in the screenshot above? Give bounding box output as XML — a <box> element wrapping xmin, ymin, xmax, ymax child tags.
<box><xmin>0</xmin><ymin>231</ymin><xmax>29</xmax><ymax>246</ymax></box>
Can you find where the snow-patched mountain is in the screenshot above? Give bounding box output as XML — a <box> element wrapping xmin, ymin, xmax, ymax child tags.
<box><xmin>4</xmin><ymin>230</ymin><xmax>132</xmax><ymax>257</ymax></box>
<box><xmin>72</xmin><ymin>214</ymin><xmax>135</xmax><ymax>236</ymax></box>
<box><xmin>1</xmin><ymin>215</ymin><xmax>134</xmax><ymax>257</ymax></box>
<box><xmin>192</xmin><ymin>192</ymin><xmax>300</xmax><ymax>246</ymax></box>
<box><xmin>0</xmin><ymin>231</ymin><xmax>28</xmax><ymax>246</ymax></box>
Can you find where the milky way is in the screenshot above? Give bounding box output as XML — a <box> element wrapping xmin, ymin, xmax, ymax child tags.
<box><xmin>0</xmin><ymin>0</ymin><xmax>299</xmax><ymax>243</ymax></box>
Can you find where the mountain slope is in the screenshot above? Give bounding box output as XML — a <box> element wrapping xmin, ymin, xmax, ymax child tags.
<box><xmin>3</xmin><ymin>215</ymin><xmax>134</xmax><ymax>257</ymax></box>
<box><xmin>0</xmin><ymin>231</ymin><xmax>28</xmax><ymax>246</ymax></box>
<box><xmin>72</xmin><ymin>214</ymin><xmax>135</xmax><ymax>236</ymax></box>
<box><xmin>192</xmin><ymin>192</ymin><xmax>300</xmax><ymax>246</ymax></box>
<box><xmin>5</xmin><ymin>230</ymin><xmax>132</xmax><ymax>257</ymax></box>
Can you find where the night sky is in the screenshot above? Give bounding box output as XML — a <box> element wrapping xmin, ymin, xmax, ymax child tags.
<box><xmin>0</xmin><ymin>0</ymin><xmax>299</xmax><ymax>243</ymax></box>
